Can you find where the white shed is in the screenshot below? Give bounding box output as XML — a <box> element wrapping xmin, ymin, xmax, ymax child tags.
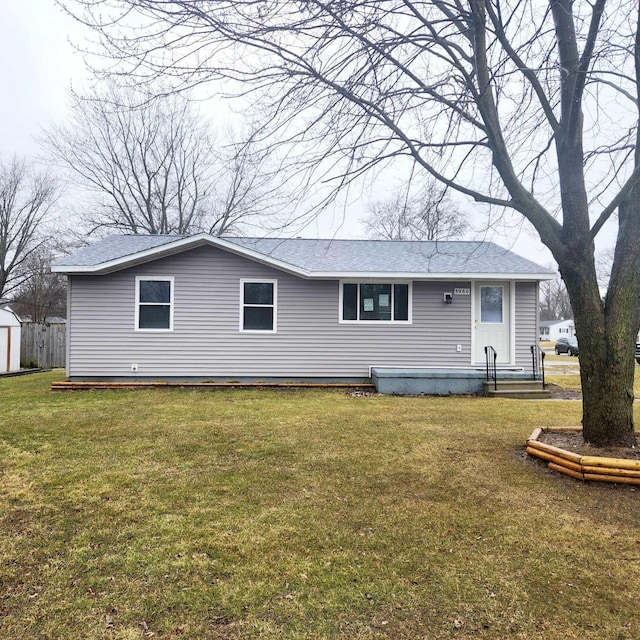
<box><xmin>0</xmin><ymin>307</ymin><xmax>22</xmax><ymax>373</ymax></box>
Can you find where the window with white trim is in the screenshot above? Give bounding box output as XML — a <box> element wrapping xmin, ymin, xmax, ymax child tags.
<box><xmin>241</xmin><ymin>280</ymin><xmax>277</xmax><ymax>332</ymax></box>
<box><xmin>341</xmin><ymin>282</ymin><xmax>411</xmax><ymax>323</ymax></box>
<box><xmin>136</xmin><ymin>277</ymin><xmax>173</xmax><ymax>330</ymax></box>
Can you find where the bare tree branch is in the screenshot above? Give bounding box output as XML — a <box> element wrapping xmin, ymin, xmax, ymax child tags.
<box><xmin>0</xmin><ymin>157</ymin><xmax>57</xmax><ymax>298</ymax></box>
<box><xmin>362</xmin><ymin>179</ymin><xmax>468</xmax><ymax>241</ymax></box>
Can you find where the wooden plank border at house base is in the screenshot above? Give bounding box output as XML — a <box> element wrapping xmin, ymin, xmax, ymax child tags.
<box><xmin>527</xmin><ymin>427</ymin><xmax>640</xmax><ymax>484</ymax></box>
<box><xmin>51</xmin><ymin>380</ymin><xmax>377</xmax><ymax>391</ymax></box>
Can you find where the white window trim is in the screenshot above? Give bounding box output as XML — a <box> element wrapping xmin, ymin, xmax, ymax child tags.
<box><xmin>338</xmin><ymin>280</ymin><xmax>413</xmax><ymax>324</ymax></box>
<box><xmin>135</xmin><ymin>276</ymin><xmax>174</xmax><ymax>332</ymax></box>
<box><xmin>240</xmin><ymin>279</ymin><xmax>278</xmax><ymax>333</ymax></box>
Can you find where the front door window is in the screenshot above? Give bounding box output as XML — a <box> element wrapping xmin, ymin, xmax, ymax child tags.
<box><xmin>480</xmin><ymin>286</ymin><xmax>503</xmax><ymax>323</ymax></box>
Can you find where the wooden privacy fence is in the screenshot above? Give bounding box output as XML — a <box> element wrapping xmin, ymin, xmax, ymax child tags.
<box><xmin>21</xmin><ymin>322</ymin><xmax>66</xmax><ymax>369</ymax></box>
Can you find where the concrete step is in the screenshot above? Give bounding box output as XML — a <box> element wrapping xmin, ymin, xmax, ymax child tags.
<box><xmin>483</xmin><ymin>379</ymin><xmax>550</xmax><ymax>399</ymax></box>
<box><xmin>483</xmin><ymin>379</ymin><xmax>545</xmax><ymax>392</ymax></box>
<box><xmin>484</xmin><ymin>388</ymin><xmax>551</xmax><ymax>399</ymax></box>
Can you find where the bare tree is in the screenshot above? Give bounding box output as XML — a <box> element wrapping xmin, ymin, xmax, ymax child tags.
<box><xmin>59</xmin><ymin>1</ymin><xmax>640</xmax><ymax>446</ymax></box>
<box><xmin>11</xmin><ymin>243</ymin><xmax>67</xmax><ymax>322</ymax></box>
<box><xmin>0</xmin><ymin>157</ymin><xmax>57</xmax><ymax>298</ymax></box>
<box><xmin>208</xmin><ymin>128</ymin><xmax>289</xmax><ymax>236</ymax></box>
<box><xmin>539</xmin><ymin>273</ymin><xmax>573</xmax><ymax>322</ymax></box>
<box><xmin>44</xmin><ymin>85</ymin><xmax>281</xmax><ymax>236</ymax></box>
<box><xmin>363</xmin><ymin>182</ymin><xmax>467</xmax><ymax>241</ymax></box>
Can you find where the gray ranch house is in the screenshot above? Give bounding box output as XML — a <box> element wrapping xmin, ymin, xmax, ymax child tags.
<box><xmin>52</xmin><ymin>234</ymin><xmax>553</xmax><ymax>394</ymax></box>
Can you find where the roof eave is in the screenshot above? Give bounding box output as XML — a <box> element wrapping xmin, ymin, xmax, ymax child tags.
<box><xmin>321</xmin><ymin>271</ymin><xmax>553</xmax><ymax>280</ymax></box>
<box><xmin>55</xmin><ymin>266</ymin><xmax>554</xmax><ymax>282</ymax></box>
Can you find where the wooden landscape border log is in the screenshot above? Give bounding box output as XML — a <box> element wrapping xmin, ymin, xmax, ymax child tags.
<box><xmin>580</xmin><ymin>456</ymin><xmax>640</xmax><ymax>471</ymax></box>
<box><xmin>525</xmin><ymin>438</ymin><xmax>582</xmax><ymax>464</ymax></box>
<box><xmin>525</xmin><ymin>446</ymin><xmax>582</xmax><ymax>472</ymax></box>
<box><xmin>528</xmin><ymin>427</ymin><xmax>543</xmax><ymax>441</ymax></box>
<box><xmin>548</xmin><ymin>462</ymin><xmax>584</xmax><ymax>480</ymax></box>
<box><xmin>583</xmin><ymin>472</ymin><xmax>640</xmax><ymax>485</ymax></box>
<box><xmin>527</xmin><ymin>427</ymin><xmax>640</xmax><ymax>485</ymax></box>
<box><xmin>581</xmin><ymin>465</ymin><xmax>640</xmax><ymax>479</ymax></box>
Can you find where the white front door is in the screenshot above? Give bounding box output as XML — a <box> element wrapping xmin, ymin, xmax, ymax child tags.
<box><xmin>474</xmin><ymin>282</ymin><xmax>511</xmax><ymax>364</ymax></box>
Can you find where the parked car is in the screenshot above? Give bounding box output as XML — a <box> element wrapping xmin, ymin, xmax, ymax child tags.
<box><xmin>635</xmin><ymin>342</ymin><xmax>640</xmax><ymax>365</ymax></box>
<box><xmin>555</xmin><ymin>336</ymin><xmax>579</xmax><ymax>356</ymax></box>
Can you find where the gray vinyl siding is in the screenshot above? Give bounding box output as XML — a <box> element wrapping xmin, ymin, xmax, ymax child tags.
<box><xmin>514</xmin><ymin>281</ymin><xmax>538</xmax><ymax>367</ymax></box>
<box><xmin>67</xmin><ymin>245</ymin><xmax>534</xmax><ymax>379</ymax></box>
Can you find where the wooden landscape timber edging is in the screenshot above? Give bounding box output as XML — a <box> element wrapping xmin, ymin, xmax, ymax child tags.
<box><xmin>527</xmin><ymin>427</ymin><xmax>640</xmax><ymax>485</ymax></box>
<box><xmin>51</xmin><ymin>380</ymin><xmax>376</xmax><ymax>392</ymax></box>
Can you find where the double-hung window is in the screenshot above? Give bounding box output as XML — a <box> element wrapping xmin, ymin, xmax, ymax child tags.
<box><xmin>241</xmin><ymin>279</ymin><xmax>277</xmax><ymax>332</ymax></box>
<box><xmin>341</xmin><ymin>282</ymin><xmax>411</xmax><ymax>323</ymax></box>
<box><xmin>135</xmin><ymin>276</ymin><xmax>173</xmax><ymax>330</ymax></box>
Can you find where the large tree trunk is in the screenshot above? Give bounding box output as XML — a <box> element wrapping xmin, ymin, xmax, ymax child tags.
<box><xmin>561</xmin><ymin>270</ymin><xmax>637</xmax><ymax>447</ymax></box>
<box><xmin>575</xmin><ymin>309</ymin><xmax>637</xmax><ymax>448</ymax></box>
<box><xmin>559</xmin><ymin>186</ymin><xmax>640</xmax><ymax>448</ymax></box>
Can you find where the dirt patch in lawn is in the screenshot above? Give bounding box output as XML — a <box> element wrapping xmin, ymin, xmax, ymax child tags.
<box><xmin>538</xmin><ymin>429</ymin><xmax>640</xmax><ymax>460</ymax></box>
<box><xmin>545</xmin><ymin>383</ymin><xmax>581</xmax><ymax>400</ymax></box>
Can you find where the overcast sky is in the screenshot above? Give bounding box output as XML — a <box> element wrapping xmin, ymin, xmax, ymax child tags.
<box><xmin>1</xmin><ymin>0</ymin><xmax>91</xmax><ymax>156</ymax></box>
<box><xmin>0</xmin><ymin>0</ymin><xmax>557</xmax><ymax>266</ymax></box>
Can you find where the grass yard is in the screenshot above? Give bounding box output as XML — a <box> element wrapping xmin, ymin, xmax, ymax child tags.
<box><xmin>546</xmin><ymin>363</ymin><xmax>640</xmax><ymax>394</ymax></box>
<box><xmin>546</xmin><ymin>374</ymin><xmax>582</xmax><ymax>390</ymax></box>
<box><xmin>2</xmin><ymin>372</ymin><xmax>640</xmax><ymax>639</ymax></box>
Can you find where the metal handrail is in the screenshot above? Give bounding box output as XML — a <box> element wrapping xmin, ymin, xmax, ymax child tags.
<box><xmin>484</xmin><ymin>345</ymin><xmax>497</xmax><ymax>391</ymax></box>
<box><xmin>530</xmin><ymin>344</ymin><xmax>546</xmax><ymax>389</ymax></box>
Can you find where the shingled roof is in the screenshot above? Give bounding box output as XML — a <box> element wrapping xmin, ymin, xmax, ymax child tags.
<box><xmin>53</xmin><ymin>234</ymin><xmax>553</xmax><ymax>279</ymax></box>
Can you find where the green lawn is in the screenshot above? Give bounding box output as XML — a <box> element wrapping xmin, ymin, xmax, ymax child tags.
<box><xmin>2</xmin><ymin>371</ymin><xmax>640</xmax><ymax>639</ymax></box>
<box><xmin>546</xmin><ymin>363</ymin><xmax>640</xmax><ymax>394</ymax></box>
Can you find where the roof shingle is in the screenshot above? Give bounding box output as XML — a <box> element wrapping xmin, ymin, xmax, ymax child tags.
<box><xmin>53</xmin><ymin>234</ymin><xmax>553</xmax><ymax>277</ymax></box>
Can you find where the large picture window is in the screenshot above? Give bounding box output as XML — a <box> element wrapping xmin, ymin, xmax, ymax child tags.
<box><xmin>136</xmin><ymin>277</ymin><xmax>173</xmax><ymax>330</ymax></box>
<box><xmin>341</xmin><ymin>282</ymin><xmax>411</xmax><ymax>323</ymax></box>
<box><xmin>241</xmin><ymin>280</ymin><xmax>277</xmax><ymax>332</ymax></box>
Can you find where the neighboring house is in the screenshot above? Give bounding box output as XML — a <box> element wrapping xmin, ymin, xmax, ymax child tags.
<box><xmin>0</xmin><ymin>306</ymin><xmax>22</xmax><ymax>374</ymax></box>
<box><xmin>52</xmin><ymin>234</ymin><xmax>554</xmax><ymax>392</ymax></box>
<box><xmin>539</xmin><ymin>319</ymin><xmax>575</xmax><ymax>342</ymax></box>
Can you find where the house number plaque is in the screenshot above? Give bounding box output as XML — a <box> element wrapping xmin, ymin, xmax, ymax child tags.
<box><xmin>454</xmin><ymin>288</ymin><xmax>470</xmax><ymax>295</ymax></box>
